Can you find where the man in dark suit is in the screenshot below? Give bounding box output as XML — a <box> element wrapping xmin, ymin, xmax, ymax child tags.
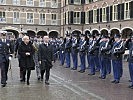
<box><xmin>38</xmin><ymin>36</ymin><xmax>53</xmax><ymax>85</ymax></box>
<box><xmin>14</xmin><ymin>32</ymin><xmax>24</xmax><ymax>81</ymax></box>
<box><xmin>0</xmin><ymin>31</ymin><xmax>13</xmax><ymax>87</ymax></box>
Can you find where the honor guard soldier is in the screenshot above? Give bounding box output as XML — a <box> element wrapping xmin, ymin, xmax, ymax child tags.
<box><xmin>58</xmin><ymin>37</ymin><xmax>65</xmax><ymax>66</ymax></box>
<box><xmin>65</xmin><ymin>33</ymin><xmax>72</xmax><ymax>68</ymax></box>
<box><xmin>93</xmin><ymin>33</ymin><xmax>101</xmax><ymax>72</ymax></box>
<box><xmin>125</xmin><ymin>35</ymin><xmax>133</xmax><ymax>89</ymax></box>
<box><xmin>99</xmin><ymin>35</ymin><xmax>111</xmax><ymax>79</ymax></box>
<box><xmin>0</xmin><ymin>31</ymin><xmax>13</xmax><ymax>87</ymax></box>
<box><xmin>50</xmin><ymin>38</ymin><xmax>58</xmax><ymax>62</ymax></box>
<box><xmin>71</xmin><ymin>34</ymin><xmax>79</xmax><ymax>70</ymax></box>
<box><xmin>78</xmin><ymin>34</ymin><xmax>87</xmax><ymax>73</ymax></box>
<box><xmin>88</xmin><ymin>35</ymin><xmax>97</xmax><ymax>75</ymax></box>
<box><xmin>111</xmin><ymin>34</ymin><xmax>125</xmax><ymax>84</ymax></box>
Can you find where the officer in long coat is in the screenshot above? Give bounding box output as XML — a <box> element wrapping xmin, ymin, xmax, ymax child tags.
<box><xmin>0</xmin><ymin>32</ymin><xmax>13</xmax><ymax>87</ymax></box>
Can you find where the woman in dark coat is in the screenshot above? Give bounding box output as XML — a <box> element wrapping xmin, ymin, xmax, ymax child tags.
<box><xmin>18</xmin><ymin>36</ymin><xmax>35</xmax><ymax>85</ymax></box>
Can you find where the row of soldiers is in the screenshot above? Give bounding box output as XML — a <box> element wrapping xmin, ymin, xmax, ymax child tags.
<box><xmin>54</xmin><ymin>33</ymin><xmax>133</xmax><ymax>89</ymax></box>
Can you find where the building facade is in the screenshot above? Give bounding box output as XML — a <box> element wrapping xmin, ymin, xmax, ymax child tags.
<box><xmin>0</xmin><ymin>0</ymin><xmax>133</xmax><ymax>38</ymax></box>
<box><xmin>0</xmin><ymin>0</ymin><xmax>61</xmax><ymax>38</ymax></box>
<box><xmin>61</xmin><ymin>0</ymin><xmax>133</xmax><ymax>38</ymax></box>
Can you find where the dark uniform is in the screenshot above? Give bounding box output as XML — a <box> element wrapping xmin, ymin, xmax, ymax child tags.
<box><xmin>125</xmin><ymin>36</ymin><xmax>133</xmax><ymax>89</ymax></box>
<box><xmin>58</xmin><ymin>37</ymin><xmax>65</xmax><ymax>66</ymax></box>
<box><xmin>78</xmin><ymin>34</ymin><xmax>87</xmax><ymax>73</ymax></box>
<box><xmin>88</xmin><ymin>37</ymin><xmax>96</xmax><ymax>75</ymax></box>
<box><xmin>71</xmin><ymin>35</ymin><xmax>79</xmax><ymax>70</ymax></box>
<box><xmin>111</xmin><ymin>34</ymin><xmax>125</xmax><ymax>84</ymax></box>
<box><xmin>0</xmin><ymin>32</ymin><xmax>13</xmax><ymax>87</ymax></box>
<box><xmin>65</xmin><ymin>34</ymin><xmax>72</xmax><ymax>68</ymax></box>
<box><xmin>14</xmin><ymin>36</ymin><xmax>23</xmax><ymax>81</ymax></box>
<box><xmin>93</xmin><ymin>34</ymin><xmax>101</xmax><ymax>72</ymax></box>
<box><xmin>99</xmin><ymin>35</ymin><xmax>111</xmax><ymax>79</ymax></box>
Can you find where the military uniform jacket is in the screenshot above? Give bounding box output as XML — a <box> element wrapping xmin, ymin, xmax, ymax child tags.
<box><xmin>99</xmin><ymin>40</ymin><xmax>111</xmax><ymax>58</ymax></box>
<box><xmin>125</xmin><ymin>40</ymin><xmax>133</xmax><ymax>63</ymax></box>
<box><xmin>71</xmin><ymin>38</ymin><xmax>79</xmax><ymax>53</ymax></box>
<box><xmin>0</xmin><ymin>39</ymin><xmax>13</xmax><ymax>63</ymax></box>
<box><xmin>111</xmin><ymin>40</ymin><xmax>125</xmax><ymax>60</ymax></box>
<box><xmin>65</xmin><ymin>38</ymin><xmax>72</xmax><ymax>53</ymax></box>
<box><xmin>89</xmin><ymin>38</ymin><xmax>101</xmax><ymax>56</ymax></box>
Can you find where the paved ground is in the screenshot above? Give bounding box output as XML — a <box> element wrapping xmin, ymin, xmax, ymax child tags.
<box><xmin>0</xmin><ymin>58</ymin><xmax>133</xmax><ymax>100</ymax></box>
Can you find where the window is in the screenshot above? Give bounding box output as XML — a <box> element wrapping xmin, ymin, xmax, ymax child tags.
<box><xmin>40</xmin><ymin>13</ymin><xmax>45</xmax><ymax>24</ymax></box>
<box><xmin>0</xmin><ymin>0</ymin><xmax>5</xmax><ymax>4</ymax></box>
<box><xmin>125</xmin><ymin>2</ymin><xmax>130</xmax><ymax>19</ymax></box>
<box><xmin>27</xmin><ymin>0</ymin><xmax>33</xmax><ymax>6</ymax></box>
<box><xmin>93</xmin><ymin>9</ymin><xmax>97</xmax><ymax>23</ymax></box>
<box><xmin>40</xmin><ymin>0</ymin><xmax>45</xmax><ymax>7</ymax></box>
<box><xmin>13</xmin><ymin>0</ymin><xmax>20</xmax><ymax>5</ymax></box>
<box><xmin>86</xmin><ymin>11</ymin><xmax>89</xmax><ymax>24</ymax></box>
<box><xmin>73</xmin><ymin>12</ymin><xmax>80</xmax><ymax>24</ymax></box>
<box><xmin>0</xmin><ymin>11</ymin><xmax>6</xmax><ymax>23</ymax></box>
<box><xmin>113</xmin><ymin>5</ymin><xmax>118</xmax><ymax>21</ymax></box>
<box><xmin>13</xmin><ymin>12</ymin><xmax>20</xmax><ymax>23</ymax></box>
<box><xmin>86</xmin><ymin>0</ymin><xmax>93</xmax><ymax>4</ymax></box>
<box><xmin>51</xmin><ymin>0</ymin><xmax>58</xmax><ymax>8</ymax></box>
<box><xmin>74</xmin><ymin>0</ymin><xmax>81</xmax><ymax>4</ymax></box>
<box><xmin>51</xmin><ymin>14</ymin><xmax>57</xmax><ymax>25</ymax></box>
<box><xmin>27</xmin><ymin>13</ymin><xmax>33</xmax><ymax>24</ymax></box>
<box><xmin>102</xmin><ymin>7</ymin><xmax>106</xmax><ymax>22</ymax></box>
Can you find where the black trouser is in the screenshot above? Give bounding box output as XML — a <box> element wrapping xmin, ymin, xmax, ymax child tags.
<box><xmin>5</xmin><ymin>60</ymin><xmax>9</xmax><ymax>81</ymax></box>
<box><xmin>41</xmin><ymin>69</ymin><xmax>50</xmax><ymax>81</ymax></box>
<box><xmin>23</xmin><ymin>69</ymin><xmax>31</xmax><ymax>82</ymax></box>
<box><xmin>0</xmin><ymin>62</ymin><xmax>6</xmax><ymax>84</ymax></box>
<box><xmin>20</xmin><ymin>67</ymin><xmax>24</xmax><ymax>79</ymax></box>
<box><xmin>18</xmin><ymin>58</ymin><xmax>23</xmax><ymax>80</ymax></box>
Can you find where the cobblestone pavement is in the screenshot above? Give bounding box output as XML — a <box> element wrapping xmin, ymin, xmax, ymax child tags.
<box><xmin>0</xmin><ymin>58</ymin><xmax>133</xmax><ymax>100</ymax></box>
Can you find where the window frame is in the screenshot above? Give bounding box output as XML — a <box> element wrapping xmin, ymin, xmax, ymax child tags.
<box><xmin>13</xmin><ymin>11</ymin><xmax>20</xmax><ymax>24</ymax></box>
<box><xmin>26</xmin><ymin>12</ymin><xmax>34</xmax><ymax>24</ymax></box>
<box><xmin>112</xmin><ymin>4</ymin><xmax>118</xmax><ymax>21</ymax></box>
<box><xmin>102</xmin><ymin>7</ymin><xmax>107</xmax><ymax>22</ymax></box>
<box><xmin>26</xmin><ymin>0</ymin><xmax>34</xmax><ymax>6</ymax></box>
<box><xmin>51</xmin><ymin>13</ymin><xmax>58</xmax><ymax>25</ymax></box>
<box><xmin>39</xmin><ymin>13</ymin><xmax>46</xmax><ymax>25</ymax></box>
<box><xmin>73</xmin><ymin>12</ymin><xmax>81</xmax><ymax>24</ymax></box>
<box><xmin>124</xmin><ymin>1</ymin><xmax>130</xmax><ymax>20</ymax></box>
<box><xmin>0</xmin><ymin>11</ymin><xmax>6</xmax><ymax>23</ymax></box>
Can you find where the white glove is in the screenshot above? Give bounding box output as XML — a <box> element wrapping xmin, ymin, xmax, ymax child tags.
<box><xmin>9</xmin><ymin>57</ymin><xmax>12</xmax><ymax>60</ymax></box>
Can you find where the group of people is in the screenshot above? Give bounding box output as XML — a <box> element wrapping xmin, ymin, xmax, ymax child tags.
<box><xmin>0</xmin><ymin>31</ymin><xmax>53</xmax><ymax>87</ymax></box>
<box><xmin>0</xmin><ymin>30</ymin><xmax>133</xmax><ymax>90</ymax></box>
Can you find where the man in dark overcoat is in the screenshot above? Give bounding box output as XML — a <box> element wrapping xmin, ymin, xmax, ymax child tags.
<box><xmin>38</xmin><ymin>36</ymin><xmax>53</xmax><ymax>85</ymax></box>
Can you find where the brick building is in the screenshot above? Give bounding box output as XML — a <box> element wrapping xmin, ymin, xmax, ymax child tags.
<box><xmin>0</xmin><ymin>0</ymin><xmax>133</xmax><ymax>38</ymax></box>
